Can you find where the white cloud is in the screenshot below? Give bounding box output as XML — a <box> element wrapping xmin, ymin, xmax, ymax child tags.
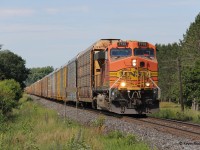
<box><xmin>0</xmin><ymin>8</ymin><xmax>35</xmax><ymax>18</ymax></box>
<box><xmin>0</xmin><ymin>24</ymin><xmax>50</xmax><ymax>33</ymax></box>
<box><xmin>0</xmin><ymin>23</ymin><xmax>89</xmax><ymax>40</ymax></box>
<box><xmin>44</xmin><ymin>5</ymin><xmax>89</xmax><ymax>15</ymax></box>
<box><xmin>0</xmin><ymin>5</ymin><xmax>89</xmax><ymax>18</ymax></box>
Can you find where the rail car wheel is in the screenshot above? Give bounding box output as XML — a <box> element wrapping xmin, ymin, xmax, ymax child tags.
<box><xmin>121</xmin><ymin>106</ymin><xmax>125</xmax><ymax>113</ymax></box>
<box><xmin>92</xmin><ymin>97</ymin><xmax>97</xmax><ymax>109</ymax></box>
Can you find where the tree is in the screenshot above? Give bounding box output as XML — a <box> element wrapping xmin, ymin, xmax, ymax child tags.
<box><xmin>180</xmin><ymin>13</ymin><xmax>200</xmax><ymax>106</ymax></box>
<box><xmin>0</xmin><ymin>50</ymin><xmax>29</xmax><ymax>88</ymax></box>
<box><xmin>25</xmin><ymin>66</ymin><xmax>54</xmax><ymax>86</ymax></box>
<box><xmin>183</xmin><ymin>60</ymin><xmax>200</xmax><ymax>106</ymax></box>
<box><xmin>156</xmin><ymin>13</ymin><xmax>200</xmax><ymax>107</ymax></box>
<box><xmin>181</xmin><ymin>13</ymin><xmax>200</xmax><ymax>58</ymax></box>
<box><xmin>0</xmin><ymin>79</ymin><xmax>22</xmax><ymax>115</ymax></box>
<box><xmin>156</xmin><ymin>43</ymin><xmax>180</xmax><ymax>101</ymax></box>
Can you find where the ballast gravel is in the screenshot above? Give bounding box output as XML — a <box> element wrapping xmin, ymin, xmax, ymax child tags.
<box><xmin>30</xmin><ymin>95</ymin><xmax>200</xmax><ymax>150</ymax></box>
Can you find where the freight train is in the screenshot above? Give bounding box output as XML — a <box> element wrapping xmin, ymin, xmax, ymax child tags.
<box><xmin>26</xmin><ymin>39</ymin><xmax>160</xmax><ymax>114</ymax></box>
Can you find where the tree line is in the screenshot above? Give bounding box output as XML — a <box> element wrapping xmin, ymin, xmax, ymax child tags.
<box><xmin>157</xmin><ymin>13</ymin><xmax>200</xmax><ymax>107</ymax></box>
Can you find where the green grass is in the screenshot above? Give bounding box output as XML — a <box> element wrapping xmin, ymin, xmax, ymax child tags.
<box><xmin>149</xmin><ymin>102</ymin><xmax>200</xmax><ymax>124</ymax></box>
<box><xmin>99</xmin><ymin>131</ymin><xmax>150</xmax><ymax>150</ymax></box>
<box><xmin>0</xmin><ymin>94</ymin><xmax>151</xmax><ymax>150</ymax></box>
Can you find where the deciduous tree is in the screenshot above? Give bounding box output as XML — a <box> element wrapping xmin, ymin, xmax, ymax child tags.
<box><xmin>25</xmin><ymin>66</ymin><xmax>54</xmax><ymax>86</ymax></box>
<box><xmin>0</xmin><ymin>50</ymin><xmax>29</xmax><ymax>88</ymax></box>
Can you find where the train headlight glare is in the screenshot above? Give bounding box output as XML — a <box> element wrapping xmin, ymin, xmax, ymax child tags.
<box><xmin>145</xmin><ymin>82</ymin><xmax>150</xmax><ymax>87</ymax></box>
<box><xmin>132</xmin><ymin>59</ymin><xmax>137</xmax><ymax>66</ymax></box>
<box><xmin>112</xmin><ymin>92</ymin><xmax>115</xmax><ymax>96</ymax></box>
<box><xmin>120</xmin><ymin>82</ymin><xmax>126</xmax><ymax>87</ymax></box>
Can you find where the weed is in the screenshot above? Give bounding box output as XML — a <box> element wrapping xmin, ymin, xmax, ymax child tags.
<box><xmin>93</xmin><ymin>115</ymin><xmax>105</xmax><ymax>127</ymax></box>
<box><xmin>175</xmin><ymin>112</ymin><xmax>192</xmax><ymax>121</ymax></box>
<box><xmin>0</xmin><ymin>134</ymin><xmax>4</xmax><ymax>149</ymax></box>
<box><xmin>125</xmin><ymin>134</ymin><xmax>137</xmax><ymax>145</ymax></box>
<box><xmin>27</xmin><ymin>96</ymin><xmax>33</xmax><ymax>101</ymax></box>
<box><xmin>150</xmin><ymin>102</ymin><xmax>200</xmax><ymax>124</ymax></box>
<box><xmin>102</xmin><ymin>131</ymin><xmax>149</xmax><ymax>150</ymax></box>
<box><xmin>106</xmin><ymin>130</ymin><xmax>124</xmax><ymax>139</ymax></box>
<box><xmin>92</xmin><ymin>115</ymin><xmax>106</xmax><ymax>134</ymax></box>
<box><xmin>0</xmin><ymin>95</ymin><xmax>150</xmax><ymax>149</ymax></box>
<box><xmin>66</xmin><ymin>129</ymin><xmax>91</xmax><ymax>150</ymax></box>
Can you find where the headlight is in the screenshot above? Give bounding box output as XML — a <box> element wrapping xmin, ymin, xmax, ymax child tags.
<box><xmin>132</xmin><ymin>59</ymin><xmax>137</xmax><ymax>66</ymax></box>
<box><xmin>120</xmin><ymin>81</ymin><xmax>126</xmax><ymax>87</ymax></box>
<box><xmin>145</xmin><ymin>82</ymin><xmax>150</xmax><ymax>87</ymax></box>
<box><xmin>112</xmin><ymin>92</ymin><xmax>115</xmax><ymax>96</ymax></box>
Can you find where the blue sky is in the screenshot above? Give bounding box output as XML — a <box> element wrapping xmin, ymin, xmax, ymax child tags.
<box><xmin>0</xmin><ymin>0</ymin><xmax>199</xmax><ymax>68</ymax></box>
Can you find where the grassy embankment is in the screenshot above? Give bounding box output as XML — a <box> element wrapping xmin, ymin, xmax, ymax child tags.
<box><xmin>149</xmin><ymin>102</ymin><xmax>200</xmax><ymax>124</ymax></box>
<box><xmin>0</xmin><ymin>95</ymin><xmax>151</xmax><ymax>150</ymax></box>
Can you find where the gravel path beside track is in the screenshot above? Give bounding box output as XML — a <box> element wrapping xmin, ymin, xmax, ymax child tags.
<box><xmin>30</xmin><ymin>95</ymin><xmax>200</xmax><ymax>150</ymax></box>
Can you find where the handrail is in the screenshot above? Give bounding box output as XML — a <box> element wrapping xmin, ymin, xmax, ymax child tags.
<box><xmin>148</xmin><ymin>77</ymin><xmax>161</xmax><ymax>99</ymax></box>
<box><xmin>108</xmin><ymin>71</ymin><xmax>125</xmax><ymax>102</ymax></box>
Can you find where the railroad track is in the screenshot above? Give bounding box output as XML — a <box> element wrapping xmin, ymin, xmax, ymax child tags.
<box><xmin>122</xmin><ymin>116</ymin><xmax>200</xmax><ymax>140</ymax></box>
<box><xmin>31</xmin><ymin>95</ymin><xmax>200</xmax><ymax>140</ymax></box>
<box><xmin>147</xmin><ymin>116</ymin><xmax>200</xmax><ymax>131</ymax></box>
<box><xmin>76</xmin><ymin>105</ymin><xmax>200</xmax><ymax>140</ymax></box>
<box><xmin>77</xmin><ymin>106</ymin><xmax>200</xmax><ymax>140</ymax></box>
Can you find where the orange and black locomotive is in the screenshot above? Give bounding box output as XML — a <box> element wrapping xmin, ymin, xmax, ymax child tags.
<box><xmin>26</xmin><ymin>39</ymin><xmax>160</xmax><ymax>114</ymax></box>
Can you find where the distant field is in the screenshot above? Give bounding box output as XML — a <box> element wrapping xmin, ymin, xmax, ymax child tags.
<box><xmin>0</xmin><ymin>95</ymin><xmax>150</xmax><ymax>150</ymax></box>
<box><xmin>149</xmin><ymin>102</ymin><xmax>200</xmax><ymax>124</ymax></box>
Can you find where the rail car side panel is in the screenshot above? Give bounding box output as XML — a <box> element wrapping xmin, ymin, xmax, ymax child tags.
<box><xmin>60</xmin><ymin>68</ymin><xmax>63</xmax><ymax>100</ymax></box>
<box><xmin>56</xmin><ymin>70</ymin><xmax>61</xmax><ymax>100</ymax></box>
<box><xmin>67</xmin><ymin>59</ymin><xmax>77</xmax><ymax>101</ymax></box>
<box><xmin>77</xmin><ymin>50</ymin><xmax>92</xmax><ymax>102</ymax></box>
<box><xmin>48</xmin><ymin>74</ymin><xmax>52</xmax><ymax>98</ymax></box>
<box><xmin>59</xmin><ymin>66</ymin><xmax>67</xmax><ymax>100</ymax></box>
<box><xmin>45</xmin><ymin>77</ymin><xmax>48</xmax><ymax>97</ymax></box>
<box><xmin>41</xmin><ymin>77</ymin><xmax>48</xmax><ymax>98</ymax></box>
<box><xmin>62</xmin><ymin>65</ymin><xmax>67</xmax><ymax>100</ymax></box>
<box><xmin>35</xmin><ymin>80</ymin><xmax>42</xmax><ymax>96</ymax></box>
<box><xmin>52</xmin><ymin>73</ymin><xmax>56</xmax><ymax>99</ymax></box>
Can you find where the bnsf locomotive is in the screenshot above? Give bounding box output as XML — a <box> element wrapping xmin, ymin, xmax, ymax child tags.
<box><xmin>26</xmin><ymin>39</ymin><xmax>160</xmax><ymax>114</ymax></box>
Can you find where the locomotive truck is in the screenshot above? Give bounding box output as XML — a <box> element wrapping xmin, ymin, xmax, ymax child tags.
<box><xmin>26</xmin><ymin>39</ymin><xmax>160</xmax><ymax>114</ymax></box>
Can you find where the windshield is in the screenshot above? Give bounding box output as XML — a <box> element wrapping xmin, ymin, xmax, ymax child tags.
<box><xmin>134</xmin><ymin>48</ymin><xmax>154</xmax><ymax>57</ymax></box>
<box><xmin>110</xmin><ymin>48</ymin><xmax>132</xmax><ymax>57</ymax></box>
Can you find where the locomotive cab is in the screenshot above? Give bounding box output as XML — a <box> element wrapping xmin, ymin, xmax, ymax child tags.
<box><xmin>93</xmin><ymin>40</ymin><xmax>160</xmax><ymax>114</ymax></box>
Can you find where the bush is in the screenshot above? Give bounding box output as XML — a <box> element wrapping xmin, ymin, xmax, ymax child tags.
<box><xmin>0</xmin><ymin>79</ymin><xmax>22</xmax><ymax>115</ymax></box>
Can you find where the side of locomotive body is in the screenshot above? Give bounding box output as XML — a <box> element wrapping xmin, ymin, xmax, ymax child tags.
<box><xmin>26</xmin><ymin>39</ymin><xmax>160</xmax><ymax>114</ymax></box>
